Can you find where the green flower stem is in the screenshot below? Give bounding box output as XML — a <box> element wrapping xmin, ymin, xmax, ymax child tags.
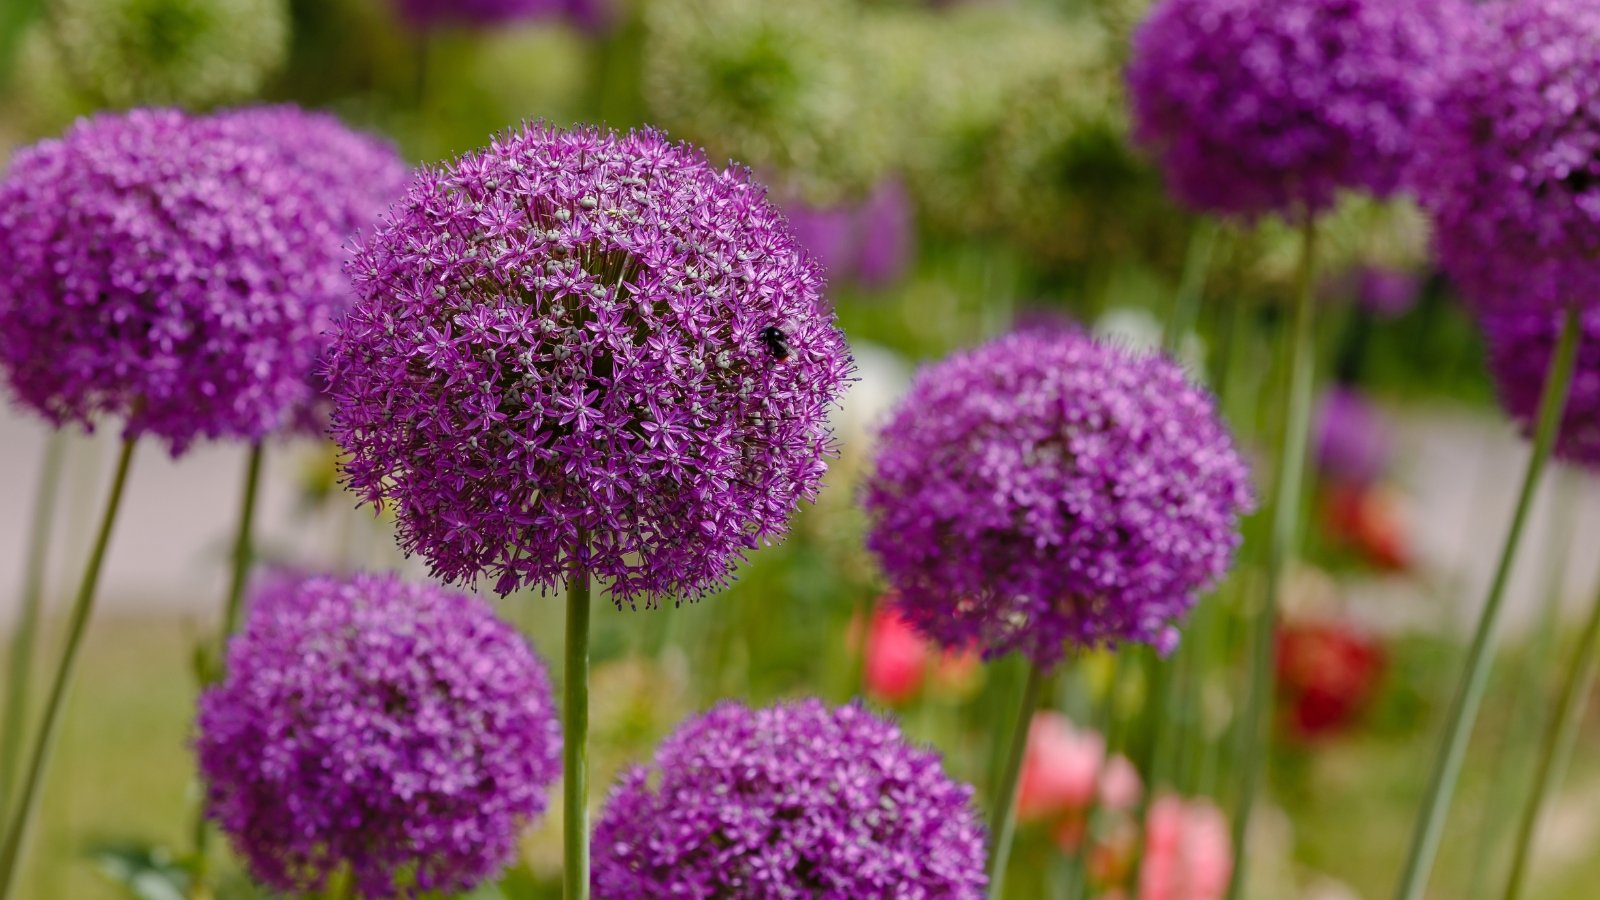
<box><xmin>218</xmin><ymin>443</ymin><xmax>264</xmax><ymax>645</ymax></box>
<box><xmin>1502</xmin><ymin>547</ymin><xmax>1600</xmax><ymax>899</ymax></box>
<box><xmin>1227</xmin><ymin>213</ymin><xmax>1319</xmax><ymax>900</ymax></box>
<box><xmin>1464</xmin><ymin>473</ymin><xmax>1579</xmax><ymax>900</ymax></box>
<box><xmin>0</xmin><ymin>432</ymin><xmax>67</xmax><ymax>816</ymax></box>
<box><xmin>1165</xmin><ymin>219</ymin><xmax>1219</xmax><ymax>354</ymax></box>
<box><xmin>1393</xmin><ymin>303</ymin><xmax>1582</xmax><ymax>900</ymax></box>
<box><xmin>190</xmin><ymin>441</ymin><xmax>265</xmax><ymax>898</ymax></box>
<box><xmin>0</xmin><ymin>437</ymin><xmax>138</xmax><ymax>899</ymax></box>
<box><xmin>987</xmin><ymin>661</ymin><xmax>1045</xmax><ymax>900</ymax></box>
<box><xmin>564</xmin><ymin>553</ymin><xmax>593</xmax><ymax>900</ymax></box>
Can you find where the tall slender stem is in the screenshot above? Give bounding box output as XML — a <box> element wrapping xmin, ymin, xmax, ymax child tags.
<box><xmin>1227</xmin><ymin>213</ymin><xmax>1319</xmax><ymax>900</ymax></box>
<box><xmin>1</xmin><ymin>433</ymin><xmax>68</xmax><ymax>815</ymax></box>
<box><xmin>1502</xmin><ymin>550</ymin><xmax>1600</xmax><ymax>899</ymax></box>
<box><xmin>1464</xmin><ymin>472</ymin><xmax>1580</xmax><ymax>900</ymax></box>
<box><xmin>0</xmin><ymin>437</ymin><xmax>138</xmax><ymax>898</ymax></box>
<box><xmin>219</xmin><ymin>443</ymin><xmax>264</xmax><ymax>645</ymax></box>
<box><xmin>564</xmin><ymin>551</ymin><xmax>593</xmax><ymax>900</ymax></box>
<box><xmin>986</xmin><ymin>661</ymin><xmax>1044</xmax><ymax>899</ymax></box>
<box><xmin>1165</xmin><ymin>220</ymin><xmax>1219</xmax><ymax>355</ymax></box>
<box><xmin>1393</xmin><ymin>304</ymin><xmax>1582</xmax><ymax>900</ymax></box>
<box><xmin>190</xmin><ymin>442</ymin><xmax>264</xmax><ymax>898</ymax></box>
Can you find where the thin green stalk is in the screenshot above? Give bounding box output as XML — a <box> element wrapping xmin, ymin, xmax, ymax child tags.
<box><xmin>1393</xmin><ymin>304</ymin><xmax>1582</xmax><ymax>900</ymax></box>
<box><xmin>0</xmin><ymin>437</ymin><xmax>138</xmax><ymax>899</ymax></box>
<box><xmin>986</xmin><ymin>661</ymin><xmax>1045</xmax><ymax>900</ymax></box>
<box><xmin>1</xmin><ymin>433</ymin><xmax>68</xmax><ymax>815</ymax></box>
<box><xmin>218</xmin><ymin>443</ymin><xmax>264</xmax><ymax>644</ymax></box>
<box><xmin>1165</xmin><ymin>220</ymin><xmax>1220</xmax><ymax>355</ymax></box>
<box><xmin>191</xmin><ymin>442</ymin><xmax>265</xmax><ymax>898</ymax></box>
<box><xmin>1502</xmin><ymin>554</ymin><xmax>1600</xmax><ymax>899</ymax></box>
<box><xmin>850</xmin><ymin>590</ymin><xmax>879</xmax><ymax>701</ymax></box>
<box><xmin>564</xmin><ymin>552</ymin><xmax>593</xmax><ymax>900</ymax></box>
<box><xmin>1227</xmin><ymin>214</ymin><xmax>1320</xmax><ymax>900</ymax></box>
<box><xmin>1464</xmin><ymin>472</ymin><xmax>1580</xmax><ymax>900</ymax></box>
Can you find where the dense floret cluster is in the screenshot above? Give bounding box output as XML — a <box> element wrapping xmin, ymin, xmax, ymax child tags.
<box><xmin>592</xmin><ymin>699</ymin><xmax>988</xmax><ymax>897</ymax></box>
<box><xmin>327</xmin><ymin>123</ymin><xmax>852</xmax><ymax>602</ymax></box>
<box><xmin>195</xmin><ymin>572</ymin><xmax>561</xmax><ymax>897</ymax></box>
<box><xmin>864</xmin><ymin>330</ymin><xmax>1252</xmax><ymax>665</ymax></box>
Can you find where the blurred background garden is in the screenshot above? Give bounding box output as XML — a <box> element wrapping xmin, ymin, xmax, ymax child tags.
<box><xmin>4</xmin><ymin>0</ymin><xmax>1600</xmax><ymax>897</ymax></box>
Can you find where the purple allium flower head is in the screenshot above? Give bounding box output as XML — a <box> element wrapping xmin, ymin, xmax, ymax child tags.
<box><xmin>212</xmin><ymin>106</ymin><xmax>413</xmax><ymax>437</ymax></box>
<box><xmin>327</xmin><ymin>123</ymin><xmax>853</xmax><ymax>603</ymax></box>
<box><xmin>0</xmin><ymin>107</ymin><xmax>389</xmax><ymax>454</ymax></box>
<box><xmin>592</xmin><ymin>699</ymin><xmax>988</xmax><ymax>898</ymax></box>
<box><xmin>862</xmin><ymin>330</ymin><xmax>1253</xmax><ymax>665</ymax></box>
<box><xmin>1415</xmin><ymin>0</ymin><xmax>1600</xmax><ymax>315</ymax></box>
<box><xmin>1314</xmin><ymin>385</ymin><xmax>1391</xmax><ymax>487</ymax></box>
<box><xmin>395</xmin><ymin>0</ymin><xmax>607</xmax><ymax>31</ymax></box>
<box><xmin>196</xmin><ymin>571</ymin><xmax>561</xmax><ymax>898</ymax></box>
<box><xmin>1484</xmin><ymin>307</ymin><xmax>1600</xmax><ymax>468</ymax></box>
<box><xmin>1127</xmin><ymin>0</ymin><xmax>1472</xmax><ymax>218</ymax></box>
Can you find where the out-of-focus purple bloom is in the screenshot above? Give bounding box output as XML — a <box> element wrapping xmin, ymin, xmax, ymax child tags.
<box><xmin>782</xmin><ymin>179</ymin><xmax>913</xmax><ymax>289</ymax></box>
<box><xmin>196</xmin><ymin>571</ymin><xmax>561</xmax><ymax>898</ymax></box>
<box><xmin>327</xmin><ymin>123</ymin><xmax>853</xmax><ymax>603</ymax></box>
<box><xmin>863</xmin><ymin>329</ymin><xmax>1253</xmax><ymax>666</ymax></box>
<box><xmin>1314</xmin><ymin>386</ymin><xmax>1391</xmax><ymax>488</ymax></box>
<box><xmin>395</xmin><ymin>0</ymin><xmax>608</xmax><ymax>31</ymax></box>
<box><xmin>0</xmin><ymin>107</ymin><xmax>380</xmax><ymax>454</ymax></box>
<box><xmin>213</xmin><ymin>106</ymin><xmax>413</xmax><ymax>438</ymax></box>
<box><xmin>591</xmin><ymin>699</ymin><xmax>988</xmax><ymax>898</ymax></box>
<box><xmin>1415</xmin><ymin>0</ymin><xmax>1600</xmax><ymax>314</ymax></box>
<box><xmin>1127</xmin><ymin>0</ymin><xmax>1472</xmax><ymax>218</ymax></box>
<box><xmin>1484</xmin><ymin>307</ymin><xmax>1600</xmax><ymax>468</ymax></box>
<box><xmin>856</xmin><ymin>179</ymin><xmax>913</xmax><ymax>287</ymax></box>
<box><xmin>1356</xmin><ymin>267</ymin><xmax>1424</xmax><ymax>319</ymax></box>
<box><xmin>783</xmin><ymin>203</ymin><xmax>855</xmax><ymax>283</ymax></box>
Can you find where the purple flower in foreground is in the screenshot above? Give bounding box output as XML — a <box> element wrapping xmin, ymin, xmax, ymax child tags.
<box><xmin>1127</xmin><ymin>0</ymin><xmax>1472</xmax><ymax>218</ymax></box>
<box><xmin>592</xmin><ymin>699</ymin><xmax>987</xmax><ymax>898</ymax></box>
<box><xmin>213</xmin><ymin>106</ymin><xmax>413</xmax><ymax>437</ymax></box>
<box><xmin>196</xmin><ymin>571</ymin><xmax>561</xmax><ymax>898</ymax></box>
<box><xmin>1314</xmin><ymin>386</ymin><xmax>1392</xmax><ymax>488</ymax></box>
<box><xmin>395</xmin><ymin>0</ymin><xmax>608</xmax><ymax>30</ymax></box>
<box><xmin>1484</xmin><ymin>307</ymin><xmax>1600</xmax><ymax>469</ymax></box>
<box><xmin>1415</xmin><ymin>0</ymin><xmax>1600</xmax><ymax>314</ymax></box>
<box><xmin>328</xmin><ymin>123</ymin><xmax>852</xmax><ymax>602</ymax></box>
<box><xmin>863</xmin><ymin>330</ymin><xmax>1252</xmax><ymax>665</ymax></box>
<box><xmin>0</xmin><ymin>108</ymin><xmax>373</xmax><ymax>453</ymax></box>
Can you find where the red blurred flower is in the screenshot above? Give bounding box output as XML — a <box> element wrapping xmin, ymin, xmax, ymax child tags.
<box><xmin>1321</xmin><ymin>482</ymin><xmax>1413</xmax><ymax>571</ymax></box>
<box><xmin>1275</xmin><ymin>618</ymin><xmax>1386</xmax><ymax>741</ymax></box>
<box><xmin>854</xmin><ymin>604</ymin><xmax>980</xmax><ymax>705</ymax></box>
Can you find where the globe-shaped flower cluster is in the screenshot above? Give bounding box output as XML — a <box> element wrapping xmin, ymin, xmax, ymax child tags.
<box><xmin>0</xmin><ymin>107</ymin><xmax>394</xmax><ymax>453</ymax></box>
<box><xmin>327</xmin><ymin>123</ymin><xmax>853</xmax><ymax>602</ymax></box>
<box><xmin>1414</xmin><ymin>0</ymin><xmax>1600</xmax><ymax>314</ymax></box>
<box><xmin>1483</xmin><ymin>307</ymin><xmax>1600</xmax><ymax>469</ymax></box>
<box><xmin>49</xmin><ymin>0</ymin><xmax>288</xmax><ymax>109</ymax></box>
<box><xmin>1128</xmin><ymin>0</ymin><xmax>1471</xmax><ymax>218</ymax></box>
<box><xmin>213</xmin><ymin>106</ymin><xmax>413</xmax><ymax>436</ymax></box>
<box><xmin>195</xmin><ymin>571</ymin><xmax>562</xmax><ymax>898</ymax></box>
<box><xmin>863</xmin><ymin>329</ymin><xmax>1253</xmax><ymax>665</ymax></box>
<box><xmin>591</xmin><ymin>699</ymin><xmax>988</xmax><ymax>898</ymax></box>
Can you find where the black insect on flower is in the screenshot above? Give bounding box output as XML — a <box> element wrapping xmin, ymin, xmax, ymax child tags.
<box><xmin>760</xmin><ymin>326</ymin><xmax>791</xmax><ymax>363</ymax></box>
